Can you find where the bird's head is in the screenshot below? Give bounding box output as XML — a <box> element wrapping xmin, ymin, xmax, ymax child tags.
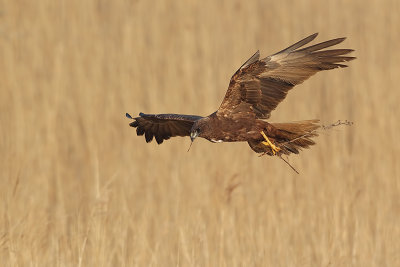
<box><xmin>190</xmin><ymin>123</ymin><xmax>202</xmax><ymax>142</ymax></box>
<box><xmin>188</xmin><ymin>118</ymin><xmax>209</xmax><ymax>151</ymax></box>
<box><xmin>190</xmin><ymin>128</ymin><xmax>200</xmax><ymax>142</ymax></box>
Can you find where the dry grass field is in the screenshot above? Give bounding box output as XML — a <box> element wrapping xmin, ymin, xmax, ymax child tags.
<box><xmin>1</xmin><ymin>0</ymin><xmax>399</xmax><ymax>266</ymax></box>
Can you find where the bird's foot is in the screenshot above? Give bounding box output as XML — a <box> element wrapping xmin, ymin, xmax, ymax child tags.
<box><xmin>260</xmin><ymin>131</ymin><xmax>280</xmax><ymax>155</ymax></box>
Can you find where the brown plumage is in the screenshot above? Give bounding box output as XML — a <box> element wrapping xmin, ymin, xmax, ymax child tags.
<box><xmin>126</xmin><ymin>33</ymin><xmax>355</xmax><ymax>156</ymax></box>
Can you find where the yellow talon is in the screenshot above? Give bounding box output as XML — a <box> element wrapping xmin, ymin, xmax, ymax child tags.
<box><xmin>261</xmin><ymin>131</ymin><xmax>280</xmax><ymax>155</ymax></box>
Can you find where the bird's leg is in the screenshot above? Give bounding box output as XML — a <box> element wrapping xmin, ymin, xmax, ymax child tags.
<box><xmin>260</xmin><ymin>131</ymin><xmax>280</xmax><ymax>155</ymax></box>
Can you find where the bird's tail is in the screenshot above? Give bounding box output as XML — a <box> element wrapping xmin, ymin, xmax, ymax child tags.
<box><xmin>272</xmin><ymin>120</ymin><xmax>321</xmax><ymax>155</ymax></box>
<box><xmin>248</xmin><ymin>120</ymin><xmax>321</xmax><ymax>156</ymax></box>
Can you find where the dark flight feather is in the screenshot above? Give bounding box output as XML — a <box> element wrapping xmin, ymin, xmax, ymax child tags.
<box><xmin>127</xmin><ymin>113</ymin><xmax>203</xmax><ymax>144</ymax></box>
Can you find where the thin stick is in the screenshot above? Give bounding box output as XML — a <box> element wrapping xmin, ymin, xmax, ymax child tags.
<box><xmin>187</xmin><ymin>141</ymin><xmax>193</xmax><ymax>152</ymax></box>
<box><xmin>278</xmin><ymin>155</ymin><xmax>300</xmax><ymax>174</ymax></box>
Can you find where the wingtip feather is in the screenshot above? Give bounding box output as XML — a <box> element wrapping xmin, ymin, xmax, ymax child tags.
<box><xmin>129</xmin><ymin>121</ymin><xmax>138</xmax><ymax>127</ymax></box>
<box><xmin>273</xmin><ymin>32</ymin><xmax>319</xmax><ymax>56</ymax></box>
<box><xmin>309</xmin><ymin>32</ymin><xmax>319</xmax><ymax>40</ymax></box>
<box><xmin>299</xmin><ymin>37</ymin><xmax>348</xmax><ymax>53</ymax></box>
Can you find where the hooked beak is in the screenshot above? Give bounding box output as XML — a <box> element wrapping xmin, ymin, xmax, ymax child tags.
<box><xmin>187</xmin><ymin>131</ymin><xmax>198</xmax><ymax>152</ymax></box>
<box><xmin>190</xmin><ymin>130</ymin><xmax>199</xmax><ymax>142</ymax></box>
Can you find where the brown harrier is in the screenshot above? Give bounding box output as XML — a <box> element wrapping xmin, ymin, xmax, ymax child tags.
<box><xmin>126</xmin><ymin>33</ymin><xmax>354</xmax><ymax>157</ymax></box>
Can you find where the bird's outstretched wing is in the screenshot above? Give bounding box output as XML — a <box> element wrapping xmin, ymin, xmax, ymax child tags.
<box><xmin>126</xmin><ymin>113</ymin><xmax>203</xmax><ymax>144</ymax></box>
<box><xmin>217</xmin><ymin>33</ymin><xmax>355</xmax><ymax>119</ymax></box>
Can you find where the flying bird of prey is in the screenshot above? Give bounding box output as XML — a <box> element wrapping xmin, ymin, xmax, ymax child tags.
<box><xmin>126</xmin><ymin>33</ymin><xmax>354</xmax><ymax>158</ymax></box>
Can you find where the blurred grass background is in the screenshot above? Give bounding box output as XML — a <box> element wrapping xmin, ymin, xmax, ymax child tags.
<box><xmin>1</xmin><ymin>0</ymin><xmax>399</xmax><ymax>266</ymax></box>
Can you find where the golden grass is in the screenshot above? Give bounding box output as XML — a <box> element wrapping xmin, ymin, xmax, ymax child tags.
<box><xmin>1</xmin><ymin>0</ymin><xmax>399</xmax><ymax>266</ymax></box>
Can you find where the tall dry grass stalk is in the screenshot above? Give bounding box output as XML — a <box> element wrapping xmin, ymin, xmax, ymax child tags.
<box><xmin>1</xmin><ymin>0</ymin><xmax>399</xmax><ymax>266</ymax></box>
